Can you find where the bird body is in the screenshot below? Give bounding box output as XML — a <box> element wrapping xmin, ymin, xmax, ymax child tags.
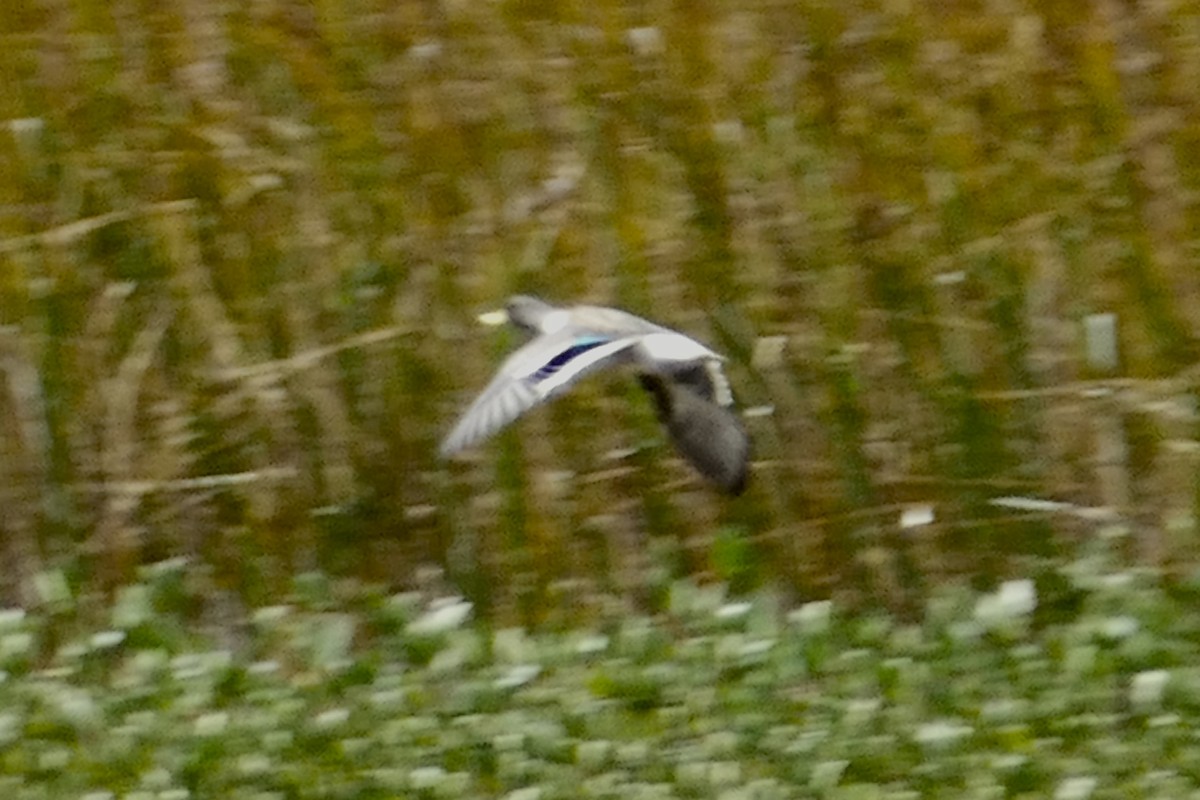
<box><xmin>440</xmin><ymin>295</ymin><xmax>749</xmax><ymax>494</ymax></box>
<box><xmin>637</xmin><ymin>374</ymin><xmax>749</xmax><ymax>495</ymax></box>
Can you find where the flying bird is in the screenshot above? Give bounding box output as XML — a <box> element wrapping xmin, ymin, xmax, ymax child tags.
<box><xmin>439</xmin><ymin>295</ymin><xmax>750</xmax><ymax>494</ymax></box>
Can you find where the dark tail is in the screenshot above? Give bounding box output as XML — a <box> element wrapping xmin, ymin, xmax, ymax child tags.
<box><xmin>637</xmin><ymin>374</ymin><xmax>749</xmax><ymax>495</ymax></box>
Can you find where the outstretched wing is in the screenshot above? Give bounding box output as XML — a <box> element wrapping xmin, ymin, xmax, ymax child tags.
<box><xmin>439</xmin><ymin>332</ymin><xmax>641</xmax><ymax>457</ymax></box>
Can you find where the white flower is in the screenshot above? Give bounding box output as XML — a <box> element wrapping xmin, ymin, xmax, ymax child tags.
<box><xmin>407</xmin><ymin>598</ymin><xmax>472</xmax><ymax>635</ymax></box>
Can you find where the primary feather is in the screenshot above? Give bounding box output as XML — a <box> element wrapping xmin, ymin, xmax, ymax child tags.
<box><xmin>438</xmin><ymin>332</ymin><xmax>639</xmax><ymax>456</ymax></box>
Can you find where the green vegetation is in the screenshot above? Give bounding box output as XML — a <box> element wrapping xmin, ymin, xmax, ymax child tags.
<box><xmin>2</xmin><ymin>0</ymin><xmax>1200</xmax><ymax>791</ymax></box>
<box><xmin>1</xmin><ymin>536</ymin><xmax>1199</xmax><ymax>797</ymax></box>
<box><xmin>3</xmin><ymin>0</ymin><xmax>1199</xmax><ymax>614</ymax></box>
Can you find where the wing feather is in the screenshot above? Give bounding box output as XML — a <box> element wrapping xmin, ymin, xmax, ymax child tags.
<box><xmin>664</xmin><ymin>360</ymin><xmax>734</xmax><ymax>407</ymax></box>
<box><xmin>439</xmin><ymin>333</ymin><xmax>639</xmax><ymax>457</ymax></box>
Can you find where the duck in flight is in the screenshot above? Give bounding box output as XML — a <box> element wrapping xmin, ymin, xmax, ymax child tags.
<box><xmin>439</xmin><ymin>295</ymin><xmax>750</xmax><ymax>494</ymax></box>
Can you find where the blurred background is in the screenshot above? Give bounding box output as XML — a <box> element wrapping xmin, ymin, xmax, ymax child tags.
<box><xmin>2</xmin><ymin>0</ymin><xmax>1199</xmax><ymax>628</ymax></box>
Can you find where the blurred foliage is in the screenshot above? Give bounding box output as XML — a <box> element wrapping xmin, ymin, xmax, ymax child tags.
<box><xmin>0</xmin><ymin>0</ymin><xmax>1199</xmax><ymax>625</ymax></box>
<box><xmin>0</xmin><ymin>541</ymin><xmax>1196</xmax><ymax>796</ymax></box>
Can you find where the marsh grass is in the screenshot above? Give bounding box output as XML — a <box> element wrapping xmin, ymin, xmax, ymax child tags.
<box><xmin>1</xmin><ymin>0</ymin><xmax>1199</xmax><ymax>622</ymax></box>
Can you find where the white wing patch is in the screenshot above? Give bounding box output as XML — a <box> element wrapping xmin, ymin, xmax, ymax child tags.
<box><xmin>704</xmin><ymin>361</ymin><xmax>734</xmax><ymax>407</ymax></box>
<box><xmin>637</xmin><ymin>332</ymin><xmax>719</xmax><ymax>363</ymax></box>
